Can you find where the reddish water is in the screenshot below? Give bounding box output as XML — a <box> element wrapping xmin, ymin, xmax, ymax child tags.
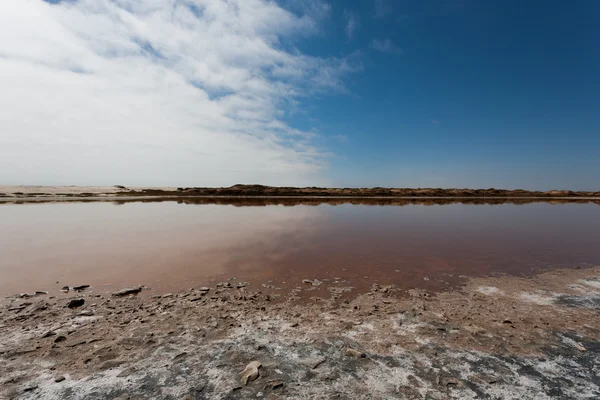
<box><xmin>1</xmin><ymin>199</ymin><xmax>599</xmax><ymax>297</ymax></box>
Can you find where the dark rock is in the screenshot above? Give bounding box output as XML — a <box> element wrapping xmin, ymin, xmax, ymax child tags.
<box><xmin>42</xmin><ymin>330</ymin><xmax>56</xmax><ymax>338</ymax></box>
<box><xmin>67</xmin><ymin>299</ymin><xmax>85</xmax><ymax>308</ymax></box>
<box><xmin>61</xmin><ymin>286</ymin><xmax>70</xmax><ymax>293</ymax></box>
<box><xmin>54</xmin><ymin>376</ymin><xmax>66</xmax><ymax>383</ymax></box>
<box><xmin>54</xmin><ymin>335</ymin><xmax>67</xmax><ymax>343</ymax></box>
<box><xmin>73</xmin><ymin>285</ymin><xmax>90</xmax><ymax>291</ymax></box>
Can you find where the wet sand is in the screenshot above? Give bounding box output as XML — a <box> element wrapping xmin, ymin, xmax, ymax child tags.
<box><xmin>1</xmin><ymin>266</ymin><xmax>599</xmax><ymax>399</ymax></box>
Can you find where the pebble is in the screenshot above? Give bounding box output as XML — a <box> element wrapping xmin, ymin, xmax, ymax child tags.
<box><xmin>112</xmin><ymin>287</ymin><xmax>142</xmax><ymax>297</ymax></box>
<box><xmin>241</xmin><ymin>361</ymin><xmax>262</xmax><ymax>385</ymax></box>
<box><xmin>300</xmin><ymin>357</ymin><xmax>326</xmax><ymax>369</ymax></box>
<box><xmin>265</xmin><ymin>380</ymin><xmax>284</xmax><ymax>390</ymax></box>
<box><xmin>54</xmin><ymin>376</ymin><xmax>66</xmax><ymax>383</ymax></box>
<box><xmin>23</xmin><ymin>384</ymin><xmax>38</xmax><ymax>392</ymax></box>
<box><xmin>345</xmin><ymin>348</ymin><xmax>366</xmax><ymax>358</ymax></box>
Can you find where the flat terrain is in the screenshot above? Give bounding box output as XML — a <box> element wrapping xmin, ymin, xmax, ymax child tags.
<box><xmin>1</xmin><ymin>266</ymin><xmax>599</xmax><ymax>399</ymax></box>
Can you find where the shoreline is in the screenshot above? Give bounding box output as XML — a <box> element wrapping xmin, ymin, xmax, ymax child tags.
<box><xmin>2</xmin><ymin>195</ymin><xmax>600</xmax><ymax>204</ymax></box>
<box><xmin>1</xmin><ymin>184</ymin><xmax>600</xmax><ymax>201</ymax></box>
<box><xmin>2</xmin><ymin>266</ymin><xmax>599</xmax><ymax>399</ymax></box>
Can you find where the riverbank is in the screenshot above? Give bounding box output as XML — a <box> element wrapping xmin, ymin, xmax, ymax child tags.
<box><xmin>1</xmin><ymin>266</ymin><xmax>599</xmax><ymax>399</ymax></box>
<box><xmin>1</xmin><ymin>185</ymin><xmax>599</xmax><ymax>200</ymax></box>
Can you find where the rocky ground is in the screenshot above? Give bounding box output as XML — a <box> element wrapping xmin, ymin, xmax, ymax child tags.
<box><xmin>1</xmin><ymin>267</ymin><xmax>599</xmax><ymax>400</ymax></box>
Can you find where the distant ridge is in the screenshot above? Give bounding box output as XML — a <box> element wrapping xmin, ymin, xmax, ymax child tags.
<box><xmin>119</xmin><ymin>185</ymin><xmax>600</xmax><ymax>198</ymax></box>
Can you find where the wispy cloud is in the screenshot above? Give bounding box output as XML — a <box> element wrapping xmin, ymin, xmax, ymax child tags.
<box><xmin>373</xmin><ymin>0</ymin><xmax>393</xmax><ymax>19</ymax></box>
<box><xmin>332</xmin><ymin>134</ymin><xmax>349</xmax><ymax>143</ymax></box>
<box><xmin>0</xmin><ymin>0</ymin><xmax>361</xmax><ymax>186</ymax></box>
<box><xmin>344</xmin><ymin>10</ymin><xmax>359</xmax><ymax>40</ymax></box>
<box><xmin>370</xmin><ymin>39</ymin><xmax>403</xmax><ymax>54</ymax></box>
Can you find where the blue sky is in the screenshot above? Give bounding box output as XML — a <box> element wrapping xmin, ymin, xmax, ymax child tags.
<box><xmin>1</xmin><ymin>0</ymin><xmax>599</xmax><ymax>189</ymax></box>
<box><xmin>293</xmin><ymin>0</ymin><xmax>600</xmax><ymax>189</ymax></box>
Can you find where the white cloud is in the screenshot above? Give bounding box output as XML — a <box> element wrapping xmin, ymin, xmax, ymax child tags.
<box><xmin>0</xmin><ymin>0</ymin><xmax>360</xmax><ymax>186</ymax></box>
<box><xmin>344</xmin><ymin>10</ymin><xmax>359</xmax><ymax>40</ymax></box>
<box><xmin>370</xmin><ymin>38</ymin><xmax>403</xmax><ymax>54</ymax></box>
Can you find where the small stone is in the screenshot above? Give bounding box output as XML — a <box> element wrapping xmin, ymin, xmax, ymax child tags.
<box><xmin>265</xmin><ymin>380</ymin><xmax>284</xmax><ymax>390</ymax></box>
<box><xmin>66</xmin><ymin>340</ymin><xmax>87</xmax><ymax>348</ymax></box>
<box><xmin>198</xmin><ymin>287</ymin><xmax>210</xmax><ymax>292</ymax></box>
<box><xmin>73</xmin><ymin>285</ymin><xmax>90</xmax><ymax>291</ymax></box>
<box><xmin>54</xmin><ymin>376</ymin><xmax>66</xmax><ymax>383</ymax></box>
<box><xmin>112</xmin><ymin>287</ymin><xmax>142</xmax><ymax>297</ymax></box>
<box><xmin>241</xmin><ymin>361</ymin><xmax>262</xmax><ymax>385</ymax></box>
<box><xmin>345</xmin><ymin>348</ymin><xmax>366</xmax><ymax>358</ymax></box>
<box><xmin>173</xmin><ymin>352</ymin><xmax>188</xmax><ymax>362</ymax></box>
<box><xmin>100</xmin><ymin>360</ymin><xmax>125</xmax><ymax>370</ymax></box>
<box><xmin>574</xmin><ymin>343</ymin><xmax>586</xmax><ymax>352</ymax></box>
<box><xmin>300</xmin><ymin>357</ymin><xmax>326</xmax><ymax>369</ymax></box>
<box><xmin>61</xmin><ymin>286</ymin><xmax>70</xmax><ymax>293</ymax></box>
<box><xmin>67</xmin><ymin>299</ymin><xmax>85</xmax><ymax>309</ymax></box>
<box><xmin>54</xmin><ymin>335</ymin><xmax>67</xmax><ymax>343</ymax></box>
<box><xmin>23</xmin><ymin>384</ymin><xmax>38</xmax><ymax>392</ymax></box>
<box><xmin>42</xmin><ymin>330</ymin><xmax>56</xmax><ymax>338</ymax></box>
<box><xmin>78</xmin><ymin>310</ymin><xmax>94</xmax><ymax>316</ymax></box>
<box><xmin>439</xmin><ymin>376</ymin><xmax>459</xmax><ymax>387</ymax></box>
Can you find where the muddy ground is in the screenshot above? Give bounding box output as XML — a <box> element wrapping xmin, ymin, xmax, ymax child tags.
<box><xmin>1</xmin><ymin>267</ymin><xmax>599</xmax><ymax>399</ymax></box>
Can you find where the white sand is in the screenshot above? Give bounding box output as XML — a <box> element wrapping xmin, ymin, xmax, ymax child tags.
<box><xmin>0</xmin><ymin>185</ymin><xmax>177</xmax><ymax>195</ymax></box>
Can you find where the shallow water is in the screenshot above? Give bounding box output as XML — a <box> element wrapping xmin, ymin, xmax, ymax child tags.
<box><xmin>1</xmin><ymin>199</ymin><xmax>599</xmax><ymax>297</ymax></box>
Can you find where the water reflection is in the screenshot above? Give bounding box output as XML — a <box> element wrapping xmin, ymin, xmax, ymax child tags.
<box><xmin>0</xmin><ymin>200</ymin><xmax>599</xmax><ymax>297</ymax></box>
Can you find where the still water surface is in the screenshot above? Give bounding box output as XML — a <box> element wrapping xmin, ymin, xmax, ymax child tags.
<box><xmin>1</xmin><ymin>200</ymin><xmax>599</xmax><ymax>297</ymax></box>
